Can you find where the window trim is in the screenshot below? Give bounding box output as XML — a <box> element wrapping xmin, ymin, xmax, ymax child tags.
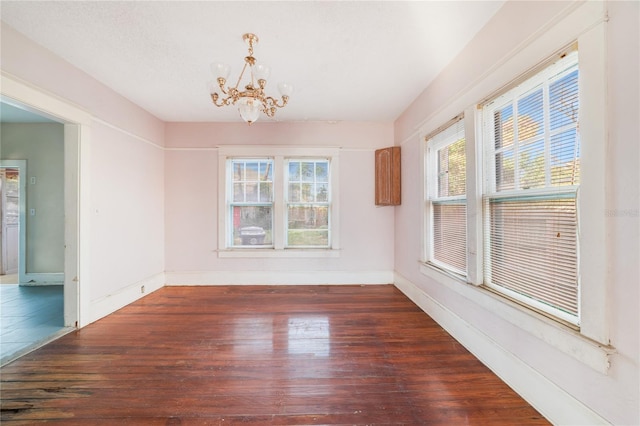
<box><xmin>218</xmin><ymin>146</ymin><xmax>340</xmax><ymax>258</ymax></box>
<box><xmin>285</xmin><ymin>158</ymin><xmax>332</xmax><ymax>249</ymax></box>
<box><xmin>481</xmin><ymin>51</ymin><xmax>581</xmax><ymax>325</ymax></box>
<box><xmin>425</xmin><ymin>115</ymin><xmax>468</xmax><ymax>276</ymax></box>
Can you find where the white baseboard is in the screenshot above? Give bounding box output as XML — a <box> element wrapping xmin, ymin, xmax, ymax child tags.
<box><xmin>165</xmin><ymin>270</ymin><xmax>394</xmax><ymax>286</ymax></box>
<box><xmin>20</xmin><ymin>272</ymin><xmax>64</xmax><ymax>285</ymax></box>
<box><xmin>88</xmin><ymin>272</ymin><xmax>165</xmax><ymax>324</ymax></box>
<box><xmin>393</xmin><ymin>273</ymin><xmax>609</xmax><ymax>426</ymax></box>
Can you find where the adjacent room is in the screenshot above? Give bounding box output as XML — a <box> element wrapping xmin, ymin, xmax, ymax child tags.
<box><xmin>0</xmin><ymin>1</ymin><xmax>638</xmax><ymax>424</ymax></box>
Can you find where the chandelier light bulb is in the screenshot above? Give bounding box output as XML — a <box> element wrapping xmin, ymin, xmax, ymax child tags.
<box><xmin>278</xmin><ymin>82</ymin><xmax>294</xmax><ymax>97</ymax></box>
<box><xmin>211</xmin><ymin>62</ymin><xmax>230</xmax><ymax>80</ymax></box>
<box><xmin>237</xmin><ymin>97</ymin><xmax>261</xmax><ymax>124</ymax></box>
<box><xmin>253</xmin><ymin>64</ymin><xmax>271</xmax><ymax>81</ymax></box>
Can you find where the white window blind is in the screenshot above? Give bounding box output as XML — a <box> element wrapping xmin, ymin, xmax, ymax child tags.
<box><xmin>483</xmin><ymin>51</ymin><xmax>580</xmax><ymax>324</ymax></box>
<box><xmin>427</xmin><ymin>117</ymin><xmax>467</xmax><ymax>275</ymax></box>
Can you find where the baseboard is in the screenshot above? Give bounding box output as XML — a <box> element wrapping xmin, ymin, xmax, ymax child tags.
<box><xmin>88</xmin><ymin>272</ymin><xmax>165</xmax><ymax>324</ymax></box>
<box><xmin>20</xmin><ymin>272</ymin><xmax>64</xmax><ymax>285</ymax></box>
<box><xmin>165</xmin><ymin>270</ymin><xmax>394</xmax><ymax>286</ymax></box>
<box><xmin>393</xmin><ymin>273</ymin><xmax>609</xmax><ymax>426</ymax></box>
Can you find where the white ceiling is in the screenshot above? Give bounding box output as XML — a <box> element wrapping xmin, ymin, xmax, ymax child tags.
<box><xmin>0</xmin><ymin>1</ymin><xmax>504</xmax><ymax>123</ymax></box>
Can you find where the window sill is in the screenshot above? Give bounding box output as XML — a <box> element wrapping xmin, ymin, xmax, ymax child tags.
<box><xmin>419</xmin><ymin>262</ymin><xmax>615</xmax><ymax>374</ymax></box>
<box><xmin>217</xmin><ymin>248</ymin><xmax>341</xmax><ymax>258</ymax></box>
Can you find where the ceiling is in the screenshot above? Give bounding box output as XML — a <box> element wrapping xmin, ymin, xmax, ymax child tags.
<box><xmin>0</xmin><ymin>1</ymin><xmax>505</xmax><ymax>124</ymax></box>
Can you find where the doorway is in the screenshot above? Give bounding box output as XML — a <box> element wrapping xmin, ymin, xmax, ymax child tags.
<box><xmin>0</xmin><ymin>167</ymin><xmax>20</xmax><ymax>276</ymax></box>
<box><xmin>0</xmin><ymin>96</ymin><xmax>82</xmax><ymax>365</ymax></box>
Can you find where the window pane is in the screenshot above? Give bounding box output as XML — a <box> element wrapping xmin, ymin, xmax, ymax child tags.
<box><xmin>551</xmin><ymin>129</ymin><xmax>580</xmax><ymax>186</ymax></box>
<box><xmin>487</xmin><ymin>197</ymin><xmax>578</xmax><ymax>317</ymax></box>
<box><xmin>287</xmin><ymin>206</ymin><xmax>329</xmax><ymax>246</ymax></box>
<box><xmin>245</xmin><ymin>162</ymin><xmax>259</xmax><ymax>181</ymax></box>
<box><xmin>494</xmin><ymin>104</ymin><xmax>514</xmax><ymax>150</ymax></box>
<box><xmin>437</xmin><ymin>138</ymin><xmax>466</xmax><ymax>197</ymax></box>
<box><xmin>233</xmin><ymin>163</ymin><xmax>244</xmax><ymax>181</ymax></box>
<box><xmin>301</xmin><ymin>162</ymin><xmax>314</xmax><ymax>182</ymax></box>
<box><xmin>289</xmin><ymin>183</ymin><xmax>301</xmax><ymax>202</ymax></box>
<box><xmin>517</xmin><ymin>88</ymin><xmax>544</xmax><ymax>141</ymax></box>
<box><xmin>259</xmin><ymin>162</ymin><xmax>272</xmax><ymax>181</ymax></box>
<box><xmin>259</xmin><ymin>182</ymin><xmax>272</xmax><ymax>202</ymax></box>
<box><xmin>245</xmin><ymin>182</ymin><xmax>259</xmax><ymax>202</ymax></box>
<box><xmin>518</xmin><ymin>139</ymin><xmax>545</xmax><ymax>189</ymax></box>
<box><xmin>232</xmin><ymin>205</ymin><xmax>272</xmax><ymax>246</ymax></box>
<box><xmin>315</xmin><ymin>162</ymin><xmax>328</xmax><ymax>181</ymax></box>
<box><xmin>550</xmin><ymin>69</ymin><xmax>579</xmax><ymax>131</ymax></box>
<box><xmin>301</xmin><ymin>183</ymin><xmax>313</xmax><ymax>202</ymax></box>
<box><xmin>289</xmin><ymin>161</ymin><xmax>300</xmax><ymax>180</ymax></box>
<box><xmin>495</xmin><ymin>151</ymin><xmax>515</xmax><ymax>191</ymax></box>
<box><xmin>316</xmin><ymin>183</ymin><xmax>329</xmax><ymax>202</ymax></box>
<box><xmin>233</xmin><ymin>183</ymin><xmax>244</xmax><ymax>202</ymax></box>
<box><xmin>433</xmin><ymin>202</ymin><xmax>467</xmax><ymax>272</ymax></box>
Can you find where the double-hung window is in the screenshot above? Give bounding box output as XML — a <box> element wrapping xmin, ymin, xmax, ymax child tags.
<box><xmin>219</xmin><ymin>147</ymin><xmax>340</xmax><ymax>256</ymax></box>
<box><xmin>286</xmin><ymin>159</ymin><xmax>330</xmax><ymax>247</ymax></box>
<box><xmin>482</xmin><ymin>51</ymin><xmax>580</xmax><ymax>324</ymax></box>
<box><xmin>229</xmin><ymin>158</ymin><xmax>274</xmax><ymax>247</ymax></box>
<box><xmin>425</xmin><ymin>117</ymin><xmax>467</xmax><ymax>276</ymax></box>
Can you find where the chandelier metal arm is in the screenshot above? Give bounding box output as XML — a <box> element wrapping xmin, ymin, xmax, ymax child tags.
<box><xmin>264</xmin><ymin>95</ymin><xmax>290</xmax><ymax>109</ymax></box>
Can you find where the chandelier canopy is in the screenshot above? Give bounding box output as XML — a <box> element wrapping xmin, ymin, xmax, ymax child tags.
<box><xmin>209</xmin><ymin>33</ymin><xmax>293</xmax><ymax>125</ymax></box>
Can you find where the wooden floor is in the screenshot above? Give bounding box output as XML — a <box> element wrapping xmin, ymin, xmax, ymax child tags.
<box><xmin>1</xmin><ymin>285</ymin><xmax>549</xmax><ymax>425</ymax></box>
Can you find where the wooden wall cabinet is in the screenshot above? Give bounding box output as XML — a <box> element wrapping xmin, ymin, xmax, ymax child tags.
<box><xmin>375</xmin><ymin>146</ymin><xmax>401</xmax><ymax>206</ymax></box>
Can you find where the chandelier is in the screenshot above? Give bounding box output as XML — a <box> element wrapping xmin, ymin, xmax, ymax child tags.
<box><xmin>209</xmin><ymin>33</ymin><xmax>293</xmax><ymax>125</ymax></box>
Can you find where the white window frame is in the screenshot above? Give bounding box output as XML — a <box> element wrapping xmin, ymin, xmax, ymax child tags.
<box><xmin>285</xmin><ymin>158</ymin><xmax>332</xmax><ymax>249</ymax></box>
<box><xmin>420</xmin><ymin>8</ymin><xmax>610</xmax><ymax>373</ymax></box>
<box><xmin>425</xmin><ymin>116</ymin><xmax>467</xmax><ymax>277</ymax></box>
<box><xmin>482</xmin><ymin>51</ymin><xmax>581</xmax><ymax>325</ymax></box>
<box><xmin>218</xmin><ymin>146</ymin><xmax>340</xmax><ymax>258</ymax></box>
<box><xmin>227</xmin><ymin>157</ymin><xmax>275</xmax><ymax>248</ymax></box>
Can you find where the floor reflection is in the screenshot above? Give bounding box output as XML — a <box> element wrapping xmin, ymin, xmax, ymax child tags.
<box><xmin>287</xmin><ymin>316</ymin><xmax>330</xmax><ymax>357</ymax></box>
<box><xmin>232</xmin><ymin>316</ymin><xmax>273</xmax><ymax>354</ymax></box>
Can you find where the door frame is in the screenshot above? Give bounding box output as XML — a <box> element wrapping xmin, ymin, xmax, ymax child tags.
<box><xmin>1</xmin><ymin>71</ymin><xmax>92</xmax><ymax>328</ymax></box>
<box><xmin>0</xmin><ymin>160</ymin><xmax>27</xmax><ymax>280</ymax></box>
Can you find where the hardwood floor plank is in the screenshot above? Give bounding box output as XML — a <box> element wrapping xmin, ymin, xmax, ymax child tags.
<box><xmin>1</xmin><ymin>285</ymin><xmax>549</xmax><ymax>424</ymax></box>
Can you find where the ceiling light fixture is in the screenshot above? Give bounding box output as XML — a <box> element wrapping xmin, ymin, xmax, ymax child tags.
<box><xmin>209</xmin><ymin>33</ymin><xmax>293</xmax><ymax>125</ymax></box>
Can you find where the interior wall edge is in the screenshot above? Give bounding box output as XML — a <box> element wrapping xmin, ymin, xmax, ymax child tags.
<box><xmin>87</xmin><ymin>272</ymin><xmax>165</xmax><ymax>326</ymax></box>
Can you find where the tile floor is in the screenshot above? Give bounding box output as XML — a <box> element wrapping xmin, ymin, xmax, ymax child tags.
<box><xmin>1</xmin><ymin>281</ymin><xmax>69</xmax><ymax>365</ymax></box>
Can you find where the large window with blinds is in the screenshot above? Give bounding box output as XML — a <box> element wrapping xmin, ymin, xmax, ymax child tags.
<box><xmin>426</xmin><ymin>118</ymin><xmax>467</xmax><ymax>276</ymax></box>
<box><xmin>482</xmin><ymin>51</ymin><xmax>580</xmax><ymax>324</ymax></box>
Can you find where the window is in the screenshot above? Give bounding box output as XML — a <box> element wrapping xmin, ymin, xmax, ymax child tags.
<box><xmin>482</xmin><ymin>51</ymin><xmax>580</xmax><ymax>324</ymax></box>
<box><xmin>286</xmin><ymin>159</ymin><xmax>330</xmax><ymax>247</ymax></box>
<box><xmin>218</xmin><ymin>146</ymin><xmax>340</xmax><ymax>257</ymax></box>
<box><xmin>229</xmin><ymin>159</ymin><xmax>273</xmax><ymax>247</ymax></box>
<box><xmin>425</xmin><ymin>117</ymin><xmax>467</xmax><ymax>276</ymax></box>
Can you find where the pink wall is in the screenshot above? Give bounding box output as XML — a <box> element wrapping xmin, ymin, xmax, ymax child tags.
<box><xmin>1</xmin><ymin>24</ymin><xmax>166</xmax><ymax>306</ymax></box>
<box><xmin>164</xmin><ymin>121</ymin><xmax>396</xmax><ymax>279</ymax></box>
<box><xmin>393</xmin><ymin>1</ymin><xmax>639</xmax><ymax>424</ymax></box>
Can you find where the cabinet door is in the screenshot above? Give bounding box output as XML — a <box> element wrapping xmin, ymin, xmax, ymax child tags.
<box><xmin>375</xmin><ymin>147</ymin><xmax>401</xmax><ymax>206</ymax></box>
